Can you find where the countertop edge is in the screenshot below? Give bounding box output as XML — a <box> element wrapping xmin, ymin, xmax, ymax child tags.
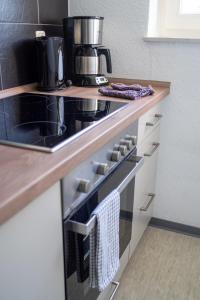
<box><xmin>0</xmin><ymin>80</ymin><xmax>170</xmax><ymax>225</ymax></box>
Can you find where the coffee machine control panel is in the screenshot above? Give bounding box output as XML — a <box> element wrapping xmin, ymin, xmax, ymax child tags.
<box><xmin>96</xmin><ymin>76</ymin><xmax>109</xmax><ymax>85</ymax></box>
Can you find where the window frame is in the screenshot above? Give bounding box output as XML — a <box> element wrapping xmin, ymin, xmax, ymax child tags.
<box><xmin>180</xmin><ymin>0</ymin><xmax>200</xmax><ymax>15</ymax></box>
<box><xmin>148</xmin><ymin>0</ymin><xmax>200</xmax><ymax>38</ymax></box>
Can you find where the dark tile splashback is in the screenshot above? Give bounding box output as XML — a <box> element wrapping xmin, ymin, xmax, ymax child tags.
<box><xmin>0</xmin><ymin>0</ymin><xmax>68</xmax><ymax>90</ymax></box>
<box><xmin>39</xmin><ymin>0</ymin><xmax>68</xmax><ymax>24</ymax></box>
<box><xmin>0</xmin><ymin>0</ymin><xmax>38</xmax><ymax>23</ymax></box>
<box><xmin>0</xmin><ymin>101</ymin><xmax>6</xmax><ymax>138</ymax></box>
<box><xmin>0</xmin><ymin>24</ymin><xmax>63</xmax><ymax>89</ymax></box>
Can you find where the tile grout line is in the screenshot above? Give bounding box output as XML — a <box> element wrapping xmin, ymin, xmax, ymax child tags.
<box><xmin>68</xmin><ymin>0</ymin><xmax>70</xmax><ymax>16</ymax></box>
<box><xmin>0</xmin><ymin>63</ymin><xmax>4</xmax><ymax>90</ymax></box>
<box><xmin>36</xmin><ymin>0</ymin><xmax>40</xmax><ymax>24</ymax></box>
<box><xmin>0</xmin><ymin>22</ymin><xmax>62</xmax><ymax>26</ymax></box>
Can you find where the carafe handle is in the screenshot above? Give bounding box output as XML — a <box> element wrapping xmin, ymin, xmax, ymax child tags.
<box><xmin>97</xmin><ymin>48</ymin><xmax>112</xmax><ymax>73</ymax></box>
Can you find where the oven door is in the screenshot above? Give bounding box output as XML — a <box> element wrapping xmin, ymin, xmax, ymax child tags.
<box><xmin>63</xmin><ymin>149</ymin><xmax>144</xmax><ymax>300</ymax></box>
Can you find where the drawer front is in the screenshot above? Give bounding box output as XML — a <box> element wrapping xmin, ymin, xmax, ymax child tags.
<box><xmin>130</xmin><ymin>127</ymin><xmax>160</xmax><ymax>256</ymax></box>
<box><xmin>137</xmin><ymin>126</ymin><xmax>160</xmax><ymax>157</ymax></box>
<box><xmin>137</xmin><ymin>103</ymin><xmax>162</xmax><ymax>146</ymax></box>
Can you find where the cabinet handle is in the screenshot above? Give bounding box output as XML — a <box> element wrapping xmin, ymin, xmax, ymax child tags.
<box><xmin>155</xmin><ymin>113</ymin><xmax>163</xmax><ymax>119</ymax></box>
<box><xmin>140</xmin><ymin>193</ymin><xmax>155</xmax><ymax>212</ymax></box>
<box><xmin>144</xmin><ymin>142</ymin><xmax>160</xmax><ymax>157</ymax></box>
<box><xmin>109</xmin><ymin>281</ymin><xmax>120</xmax><ymax>300</ymax></box>
<box><xmin>146</xmin><ymin>113</ymin><xmax>163</xmax><ymax>127</ymax></box>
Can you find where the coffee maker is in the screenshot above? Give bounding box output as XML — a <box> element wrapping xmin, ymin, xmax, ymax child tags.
<box><xmin>63</xmin><ymin>16</ymin><xmax>112</xmax><ymax>86</ymax></box>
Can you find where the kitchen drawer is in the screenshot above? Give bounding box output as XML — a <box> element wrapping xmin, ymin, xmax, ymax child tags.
<box><xmin>137</xmin><ymin>124</ymin><xmax>160</xmax><ymax>157</ymax></box>
<box><xmin>137</xmin><ymin>102</ymin><xmax>162</xmax><ymax>146</ymax></box>
<box><xmin>130</xmin><ymin>127</ymin><xmax>160</xmax><ymax>256</ymax></box>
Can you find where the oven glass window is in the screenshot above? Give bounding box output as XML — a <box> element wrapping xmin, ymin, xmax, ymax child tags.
<box><xmin>64</xmin><ymin>150</ymin><xmax>137</xmax><ymax>300</ymax></box>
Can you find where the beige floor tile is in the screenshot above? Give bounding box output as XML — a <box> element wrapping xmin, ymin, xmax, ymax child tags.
<box><xmin>114</xmin><ymin>227</ymin><xmax>200</xmax><ymax>300</ymax></box>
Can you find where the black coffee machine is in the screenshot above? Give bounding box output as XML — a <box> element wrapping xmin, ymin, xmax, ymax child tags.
<box><xmin>63</xmin><ymin>16</ymin><xmax>112</xmax><ymax>87</ymax></box>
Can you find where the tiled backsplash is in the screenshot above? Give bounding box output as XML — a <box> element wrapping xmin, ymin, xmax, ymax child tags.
<box><xmin>0</xmin><ymin>0</ymin><xmax>68</xmax><ymax>90</ymax></box>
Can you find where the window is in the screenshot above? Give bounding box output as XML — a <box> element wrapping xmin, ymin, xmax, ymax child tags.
<box><xmin>147</xmin><ymin>0</ymin><xmax>200</xmax><ymax>38</ymax></box>
<box><xmin>180</xmin><ymin>0</ymin><xmax>200</xmax><ymax>14</ymax></box>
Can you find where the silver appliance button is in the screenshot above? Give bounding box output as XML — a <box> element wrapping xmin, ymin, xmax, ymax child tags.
<box><xmin>113</xmin><ymin>144</ymin><xmax>128</xmax><ymax>156</ymax></box>
<box><xmin>96</xmin><ymin>163</ymin><xmax>109</xmax><ymax>175</ymax></box>
<box><xmin>113</xmin><ymin>144</ymin><xmax>120</xmax><ymax>151</ymax></box>
<box><xmin>118</xmin><ymin>145</ymin><xmax>128</xmax><ymax>156</ymax></box>
<box><xmin>125</xmin><ymin>135</ymin><xmax>137</xmax><ymax>145</ymax></box>
<box><xmin>110</xmin><ymin>150</ymin><xmax>121</xmax><ymax>162</ymax></box>
<box><xmin>77</xmin><ymin>179</ymin><xmax>91</xmax><ymax>193</ymax></box>
<box><xmin>120</xmin><ymin>139</ymin><xmax>132</xmax><ymax>150</ymax></box>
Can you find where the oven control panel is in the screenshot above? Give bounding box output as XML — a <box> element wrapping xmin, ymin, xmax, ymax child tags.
<box><xmin>62</xmin><ymin>122</ymin><xmax>138</xmax><ymax>219</ymax></box>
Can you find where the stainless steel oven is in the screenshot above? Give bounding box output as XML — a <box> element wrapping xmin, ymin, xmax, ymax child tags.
<box><xmin>62</xmin><ymin>143</ymin><xmax>143</xmax><ymax>300</ymax></box>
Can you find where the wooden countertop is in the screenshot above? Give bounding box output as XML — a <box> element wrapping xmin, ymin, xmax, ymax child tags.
<box><xmin>0</xmin><ymin>78</ymin><xmax>170</xmax><ymax>224</ymax></box>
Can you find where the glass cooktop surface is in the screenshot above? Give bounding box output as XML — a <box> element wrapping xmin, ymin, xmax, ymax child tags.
<box><xmin>0</xmin><ymin>93</ymin><xmax>127</xmax><ymax>152</ymax></box>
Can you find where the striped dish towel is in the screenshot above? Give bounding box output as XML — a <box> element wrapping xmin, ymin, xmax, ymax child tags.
<box><xmin>89</xmin><ymin>189</ymin><xmax>120</xmax><ymax>291</ymax></box>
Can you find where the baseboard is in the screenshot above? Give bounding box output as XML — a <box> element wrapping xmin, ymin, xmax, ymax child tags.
<box><xmin>149</xmin><ymin>217</ymin><xmax>200</xmax><ymax>238</ymax></box>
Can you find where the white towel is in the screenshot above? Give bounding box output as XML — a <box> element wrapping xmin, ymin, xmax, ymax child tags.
<box><xmin>89</xmin><ymin>189</ymin><xmax>120</xmax><ymax>291</ymax></box>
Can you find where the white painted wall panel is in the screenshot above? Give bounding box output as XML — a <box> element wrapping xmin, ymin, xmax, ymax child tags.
<box><xmin>70</xmin><ymin>0</ymin><xmax>200</xmax><ymax>227</ymax></box>
<box><xmin>69</xmin><ymin>0</ymin><xmax>151</xmax><ymax>79</ymax></box>
<box><xmin>0</xmin><ymin>182</ymin><xmax>65</xmax><ymax>300</ymax></box>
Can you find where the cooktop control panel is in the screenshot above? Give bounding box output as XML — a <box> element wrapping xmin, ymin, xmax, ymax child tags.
<box><xmin>62</xmin><ymin>120</ymin><xmax>138</xmax><ymax>219</ymax></box>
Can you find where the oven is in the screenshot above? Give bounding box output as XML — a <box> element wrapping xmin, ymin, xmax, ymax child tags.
<box><xmin>62</xmin><ymin>145</ymin><xmax>143</xmax><ymax>300</ymax></box>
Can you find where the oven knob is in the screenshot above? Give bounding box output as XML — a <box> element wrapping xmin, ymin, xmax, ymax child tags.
<box><xmin>96</xmin><ymin>163</ymin><xmax>109</xmax><ymax>175</ymax></box>
<box><xmin>120</xmin><ymin>139</ymin><xmax>132</xmax><ymax>150</ymax></box>
<box><xmin>125</xmin><ymin>135</ymin><xmax>137</xmax><ymax>145</ymax></box>
<box><xmin>114</xmin><ymin>144</ymin><xmax>128</xmax><ymax>156</ymax></box>
<box><xmin>118</xmin><ymin>145</ymin><xmax>128</xmax><ymax>156</ymax></box>
<box><xmin>77</xmin><ymin>179</ymin><xmax>91</xmax><ymax>193</ymax></box>
<box><xmin>110</xmin><ymin>150</ymin><xmax>121</xmax><ymax>162</ymax></box>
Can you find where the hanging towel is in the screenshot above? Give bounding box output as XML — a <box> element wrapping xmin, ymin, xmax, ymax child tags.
<box><xmin>89</xmin><ymin>189</ymin><xmax>120</xmax><ymax>292</ymax></box>
<box><xmin>98</xmin><ymin>83</ymin><xmax>154</xmax><ymax>100</ymax></box>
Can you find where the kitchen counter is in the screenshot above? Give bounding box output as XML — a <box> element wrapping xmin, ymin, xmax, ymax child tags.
<box><xmin>0</xmin><ymin>78</ymin><xmax>170</xmax><ymax>224</ymax></box>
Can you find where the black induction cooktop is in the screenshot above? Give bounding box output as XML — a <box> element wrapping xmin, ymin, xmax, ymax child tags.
<box><xmin>0</xmin><ymin>93</ymin><xmax>127</xmax><ymax>152</ymax></box>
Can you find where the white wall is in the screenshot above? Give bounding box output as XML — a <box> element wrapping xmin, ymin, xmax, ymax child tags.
<box><xmin>69</xmin><ymin>0</ymin><xmax>200</xmax><ymax>228</ymax></box>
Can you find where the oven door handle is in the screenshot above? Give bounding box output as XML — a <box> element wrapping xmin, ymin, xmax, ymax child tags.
<box><xmin>117</xmin><ymin>155</ymin><xmax>144</xmax><ymax>193</ymax></box>
<box><xmin>65</xmin><ymin>156</ymin><xmax>144</xmax><ymax>236</ymax></box>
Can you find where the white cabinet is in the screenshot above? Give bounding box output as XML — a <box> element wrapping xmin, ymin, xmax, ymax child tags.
<box><xmin>130</xmin><ymin>104</ymin><xmax>162</xmax><ymax>256</ymax></box>
<box><xmin>0</xmin><ymin>182</ymin><xmax>65</xmax><ymax>300</ymax></box>
<box><xmin>137</xmin><ymin>102</ymin><xmax>162</xmax><ymax>145</ymax></box>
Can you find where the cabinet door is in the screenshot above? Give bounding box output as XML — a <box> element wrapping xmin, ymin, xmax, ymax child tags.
<box><xmin>0</xmin><ymin>182</ymin><xmax>65</xmax><ymax>300</ymax></box>
<box><xmin>130</xmin><ymin>127</ymin><xmax>160</xmax><ymax>256</ymax></box>
<box><xmin>137</xmin><ymin>102</ymin><xmax>162</xmax><ymax>146</ymax></box>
